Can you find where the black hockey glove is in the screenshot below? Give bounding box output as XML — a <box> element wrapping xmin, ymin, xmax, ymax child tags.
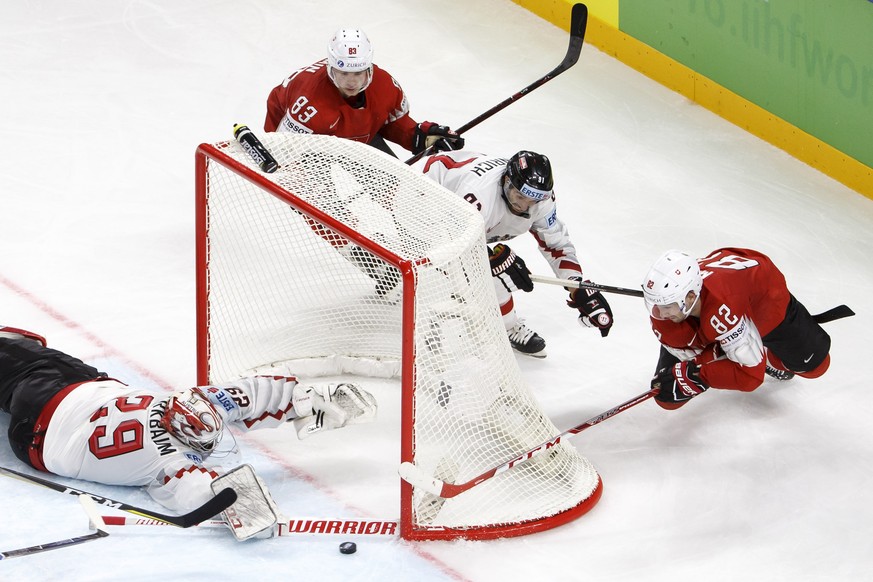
<box><xmin>412</xmin><ymin>122</ymin><xmax>465</xmax><ymax>154</ymax></box>
<box><xmin>652</xmin><ymin>361</ymin><xmax>709</xmax><ymax>407</ymax></box>
<box><xmin>489</xmin><ymin>244</ymin><xmax>533</xmax><ymax>293</ymax></box>
<box><xmin>567</xmin><ymin>278</ymin><xmax>614</xmax><ymax>337</ymax></box>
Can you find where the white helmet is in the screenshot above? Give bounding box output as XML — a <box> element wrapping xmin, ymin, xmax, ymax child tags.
<box><xmin>160</xmin><ymin>387</ymin><xmax>224</xmax><ymax>454</ymax></box>
<box><xmin>641</xmin><ymin>250</ymin><xmax>703</xmax><ymax>320</ymax></box>
<box><xmin>327</xmin><ymin>28</ymin><xmax>374</xmax><ymax>93</ymax></box>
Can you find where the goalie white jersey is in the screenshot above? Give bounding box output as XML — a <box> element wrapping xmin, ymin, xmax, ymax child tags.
<box><xmin>40</xmin><ymin>376</ymin><xmax>301</xmax><ymax>514</ymax></box>
<box><xmin>416</xmin><ymin>150</ymin><xmax>583</xmax><ymax>280</ymax></box>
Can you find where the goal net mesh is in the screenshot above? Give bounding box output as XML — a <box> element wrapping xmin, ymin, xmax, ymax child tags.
<box><xmin>196</xmin><ymin>133</ymin><xmax>600</xmax><ymax>539</ymax></box>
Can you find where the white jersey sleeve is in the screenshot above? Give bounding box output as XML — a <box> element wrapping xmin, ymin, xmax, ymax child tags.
<box><xmin>527</xmin><ymin>199</ymin><xmax>583</xmax><ymax>280</ymax></box>
<box><xmin>417</xmin><ymin>150</ymin><xmax>582</xmax><ymax>279</ymax></box>
<box><xmin>203</xmin><ymin>375</ymin><xmax>301</xmax><ymax>431</ymax></box>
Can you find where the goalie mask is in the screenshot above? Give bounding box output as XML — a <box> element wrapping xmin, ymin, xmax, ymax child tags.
<box><xmin>502</xmin><ymin>151</ymin><xmax>553</xmax><ymax>216</ymax></box>
<box><xmin>160</xmin><ymin>387</ymin><xmax>224</xmax><ymax>454</ymax></box>
<box><xmin>327</xmin><ymin>28</ymin><xmax>374</xmax><ymax>95</ymax></box>
<box><xmin>642</xmin><ymin>250</ymin><xmax>703</xmax><ymax>322</ymax></box>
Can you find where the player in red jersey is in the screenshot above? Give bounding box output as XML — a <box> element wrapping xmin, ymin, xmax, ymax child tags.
<box><xmin>641</xmin><ymin>248</ymin><xmax>831</xmax><ymax>409</ymax></box>
<box><xmin>264</xmin><ymin>28</ymin><xmax>463</xmax><ymax>157</ymax></box>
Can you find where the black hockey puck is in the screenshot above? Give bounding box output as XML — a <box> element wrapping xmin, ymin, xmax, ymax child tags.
<box><xmin>339</xmin><ymin>541</ymin><xmax>357</xmax><ymax>554</ymax></box>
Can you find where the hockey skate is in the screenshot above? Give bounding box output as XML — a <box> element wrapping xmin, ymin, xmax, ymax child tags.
<box><xmin>765</xmin><ymin>365</ymin><xmax>795</xmax><ymax>381</ymax></box>
<box><xmin>506</xmin><ymin>321</ymin><xmax>546</xmax><ymax>358</ymax></box>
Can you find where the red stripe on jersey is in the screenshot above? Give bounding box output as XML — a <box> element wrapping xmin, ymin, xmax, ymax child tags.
<box><xmin>558</xmin><ymin>260</ymin><xmax>582</xmax><ymax>274</ymax></box>
<box><xmin>531</xmin><ymin>231</ymin><xmax>581</xmax><ymax>269</ymax></box>
<box><xmin>242</xmin><ymin>403</ymin><xmax>294</xmax><ymax>429</ymax></box>
<box><xmin>162</xmin><ymin>465</ymin><xmax>219</xmax><ymax>484</ymax></box>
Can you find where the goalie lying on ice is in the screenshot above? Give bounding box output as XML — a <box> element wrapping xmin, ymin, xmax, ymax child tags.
<box><xmin>0</xmin><ymin>326</ymin><xmax>377</xmax><ymax>540</ymax></box>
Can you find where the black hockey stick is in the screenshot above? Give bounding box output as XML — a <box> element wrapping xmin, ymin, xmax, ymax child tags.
<box><xmin>811</xmin><ymin>304</ymin><xmax>854</xmax><ymax>324</ymax></box>
<box><xmin>530</xmin><ymin>274</ymin><xmax>644</xmax><ymax>298</ymax></box>
<box><xmin>405</xmin><ymin>2</ymin><xmax>588</xmax><ymax>165</ymax></box>
<box><xmin>532</xmin><ymin>275</ymin><xmax>856</xmax><ymax>324</ymax></box>
<box><xmin>0</xmin><ymin>529</ymin><xmax>108</xmax><ymax>560</ymax></box>
<box><xmin>0</xmin><ymin>495</ymin><xmax>108</xmax><ymax>560</ymax></box>
<box><xmin>0</xmin><ymin>465</ymin><xmax>237</xmax><ymax>528</ymax></box>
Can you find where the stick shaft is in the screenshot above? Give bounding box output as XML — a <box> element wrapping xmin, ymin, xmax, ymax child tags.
<box><xmin>530</xmin><ymin>274</ymin><xmax>644</xmax><ymax>297</ymax></box>
<box><xmin>400</xmin><ymin>388</ymin><xmax>657</xmax><ymax>499</ymax></box>
<box><xmin>0</xmin><ymin>465</ymin><xmax>236</xmax><ymax>528</ymax></box>
<box><xmin>405</xmin><ymin>3</ymin><xmax>588</xmax><ymax>165</ymax></box>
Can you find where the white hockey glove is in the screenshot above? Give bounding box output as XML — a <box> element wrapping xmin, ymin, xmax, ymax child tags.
<box><xmin>291</xmin><ymin>383</ymin><xmax>377</xmax><ymax>440</ymax></box>
<box><xmin>211</xmin><ymin>464</ymin><xmax>281</xmax><ymax>541</ymax></box>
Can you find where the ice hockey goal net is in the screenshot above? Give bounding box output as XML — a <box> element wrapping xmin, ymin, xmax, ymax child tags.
<box><xmin>195</xmin><ymin>133</ymin><xmax>601</xmax><ymax>540</ymax></box>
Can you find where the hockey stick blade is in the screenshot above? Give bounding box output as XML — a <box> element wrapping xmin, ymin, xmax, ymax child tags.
<box><xmin>812</xmin><ymin>304</ymin><xmax>854</xmax><ymax>324</ymax></box>
<box><xmin>405</xmin><ymin>3</ymin><xmax>587</xmax><ymax>165</ymax></box>
<box><xmin>0</xmin><ymin>496</ymin><xmax>108</xmax><ymax>560</ymax></box>
<box><xmin>177</xmin><ymin>487</ymin><xmax>237</xmax><ymax>527</ymax></box>
<box><xmin>78</xmin><ymin>494</ymin><xmax>108</xmax><ymax>534</ymax></box>
<box><xmin>530</xmin><ymin>274</ymin><xmax>644</xmax><ymax>298</ymax></box>
<box><xmin>453</xmin><ymin>3</ymin><xmax>587</xmax><ymax>135</ymax></box>
<box><xmin>399</xmin><ymin>387</ymin><xmax>657</xmax><ymax>499</ymax></box>
<box><xmin>0</xmin><ymin>465</ymin><xmax>236</xmax><ymax>528</ymax></box>
<box><xmin>0</xmin><ymin>529</ymin><xmax>108</xmax><ymax>560</ymax></box>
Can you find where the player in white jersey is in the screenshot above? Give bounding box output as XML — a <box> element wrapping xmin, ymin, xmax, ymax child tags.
<box><xmin>415</xmin><ymin>150</ymin><xmax>614</xmax><ymax>357</ymax></box>
<box><xmin>0</xmin><ymin>326</ymin><xmax>377</xmax><ymax>539</ymax></box>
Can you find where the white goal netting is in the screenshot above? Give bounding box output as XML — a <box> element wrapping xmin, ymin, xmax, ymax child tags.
<box><xmin>195</xmin><ymin>133</ymin><xmax>600</xmax><ymax>539</ymax></box>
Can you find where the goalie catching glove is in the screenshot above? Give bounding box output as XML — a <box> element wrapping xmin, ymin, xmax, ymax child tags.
<box><xmin>412</xmin><ymin>122</ymin><xmax>465</xmax><ymax>154</ymax></box>
<box><xmin>489</xmin><ymin>244</ymin><xmax>533</xmax><ymax>293</ymax></box>
<box><xmin>291</xmin><ymin>383</ymin><xmax>377</xmax><ymax>439</ymax></box>
<box><xmin>652</xmin><ymin>361</ymin><xmax>709</xmax><ymax>409</ymax></box>
<box><xmin>566</xmin><ymin>278</ymin><xmax>614</xmax><ymax>337</ymax></box>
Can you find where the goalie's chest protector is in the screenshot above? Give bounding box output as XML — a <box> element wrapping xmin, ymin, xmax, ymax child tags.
<box><xmin>41</xmin><ymin>380</ymin><xmax>199</xmax><ymax>486</ymax></box>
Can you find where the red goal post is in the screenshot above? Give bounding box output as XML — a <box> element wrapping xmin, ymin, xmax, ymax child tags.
<box><xmin>194</xmin><ymin>133</ymin><xmax>601</xmax><ymax>540</ymax></box>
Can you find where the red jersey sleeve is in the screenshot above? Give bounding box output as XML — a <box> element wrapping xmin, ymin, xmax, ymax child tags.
<box><xmin>264</xmin><ymin>83</ymin><xmax>286</xmax><ymax>132</ymax></box>
<box><xmin>369</xmin><ymin>68</ymin><xmax>418</xmax><ymax>149</ymax></box>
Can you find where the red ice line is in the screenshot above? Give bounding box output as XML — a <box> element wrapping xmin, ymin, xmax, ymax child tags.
<box><xmin>0</xmin><ymin>273</ymin><xmax>471</xmax><ymax>580</ymax></box>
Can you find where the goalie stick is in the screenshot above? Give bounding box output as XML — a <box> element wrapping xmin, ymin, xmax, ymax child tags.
<box><xmin>0</xmin><ymin>465</ymin><xmax>237</xmax><ymax>528</ymax></box>
<box><xmin>399</xmin><ymin>388</ymin><xmax>658</xmax><ymax>499</ymax></box>
<box><xmin>0</xmin><ymin>495</ymin><xmax>108</xmax><ymax>560</ymax></box>
<box><xmin>404</xmin><ymin>2</ymin><xmax>588</xmax><ymax>165</ymax></box>
<box><xmin>99</xmin><ymin>515</ymin><xmax>400</xmax><ymax>537</ymax></box>
<box><xmin>530</xmin><ymin>274</ymin><xmax>856</xmax><ymax>325</ymax></box>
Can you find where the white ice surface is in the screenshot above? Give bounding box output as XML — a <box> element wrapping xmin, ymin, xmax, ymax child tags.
<box><xmin>1</xmin><ymin>1</ymin><xmax>872</xmax><ymax>581</ymax></box>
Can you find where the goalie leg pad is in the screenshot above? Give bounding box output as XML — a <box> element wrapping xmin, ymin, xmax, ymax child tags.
<box><xmin>211</xmin><ymin>464</ymin><xmax>280</xmax><ymax>541</ymax></box>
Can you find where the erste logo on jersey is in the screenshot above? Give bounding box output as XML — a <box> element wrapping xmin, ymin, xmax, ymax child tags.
<box><xmin>546</xmin><ymin>208</ymin><xmax>557</xmax><ymax>227</ymax></box>
<box><xmin>206</xmin><ymin>387</ymin><xmax>236</xmax><ymax>413</ymax></box>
